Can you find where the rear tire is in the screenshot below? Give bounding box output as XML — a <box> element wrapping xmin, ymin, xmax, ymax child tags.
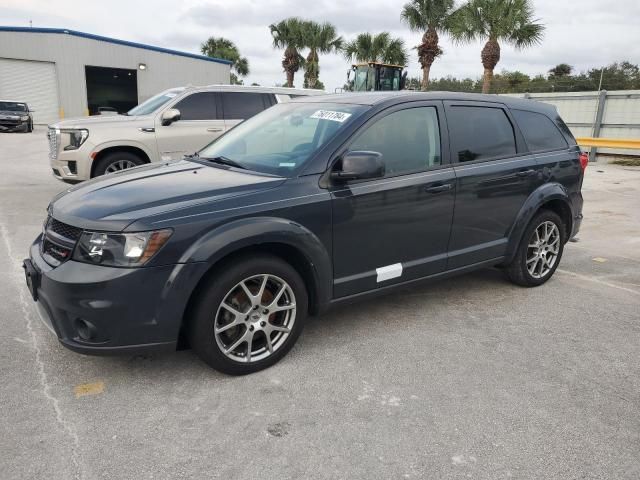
<box><xmin>93</xmin><ymin>151</ymin><xmax>145</xmax><ymax>177</ymax></box>
<box><xmin>187</xmin><ymin>254</ymin><xmax>308</xmax><ymax>375</ymax></box>
<box><xmin>506</xmin><ymin>210</ymin><xmax>566</xmax><ymax>287</ymax></box>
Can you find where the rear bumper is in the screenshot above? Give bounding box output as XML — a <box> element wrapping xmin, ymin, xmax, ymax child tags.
<box><xmin>26</xmin><ymin>236</ymin><xmax>207</xmax><ymax>356</ymax></box>
<box><xmin>570</xmin><ymin>191</ymin><xmax>584</xmax><ymax>239</ymax></box>
<box><xmin>571</xmin><ymin>213</ymin><xmax>583</xmax><ymax>239</ymax></box>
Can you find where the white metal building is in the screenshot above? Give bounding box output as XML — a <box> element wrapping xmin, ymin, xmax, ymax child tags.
<box><xmin>0</xmin><ymin>27</ymin><xmax>231</xmax><ymax>124</ymax></box>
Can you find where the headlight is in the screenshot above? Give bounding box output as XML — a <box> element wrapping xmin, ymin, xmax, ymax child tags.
<box><xmin>62</xmin><ymin>129</ymin><xmax>89</xmax><ymax>151</ymax></box>
<box><xmin>73</xmin><ymin>229</ymin><xmax>172</xmax><ymax>267</ymax></box>
<box><xmin>20</xmin><ymin>115</ymin><xmax>29</xmax><ymax>121</ymax></box>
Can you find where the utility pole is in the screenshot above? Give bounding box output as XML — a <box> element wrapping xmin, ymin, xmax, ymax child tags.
<box><xmin>29</xmin><ymin>20</ymin><xmax>33</xmax><ymax>28</ymax></box>
<box><xmin>598</xmin><ymin>68</ymin><xmax>604</xmax><ymax>91</ymax></box>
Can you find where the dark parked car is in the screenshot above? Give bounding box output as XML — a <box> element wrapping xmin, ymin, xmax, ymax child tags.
<box><xmin>24</xmin><ymin>92</ymin><xmax>586</xmax><ymax>375</ymax></box>
<box><xmin>0</xmin><ymin>100</ymin><xmax>33</xmax><ymax>132</ymax></box>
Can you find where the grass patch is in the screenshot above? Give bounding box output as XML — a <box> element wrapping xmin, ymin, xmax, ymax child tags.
<box><xmin>611</xmin><ymin>158</ymin><xmax>640</xmax><ymax>167</ymax></box>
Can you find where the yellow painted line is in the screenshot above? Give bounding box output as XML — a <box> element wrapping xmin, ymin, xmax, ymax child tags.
<box><xmin>74</xmin><ymin>381</ymin><xmax>105</xmax><ymax>398</ymax></box>
<box><xmin>592</xmin><ymin>257</ymin><xmax>608</xmax><ymax>263</ymax></box>
<box><xmin>576</xmin><ymin>137</ymin><xmax>640</xmax><ymax>149</ymax></box>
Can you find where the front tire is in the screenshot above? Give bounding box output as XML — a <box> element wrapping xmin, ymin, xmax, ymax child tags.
<box><xmin>188</xmin><ymin>254</ymin><xmax>308</xmax><ymax>375</ymax></box>
<box><xmin>506</xmin><ymin>210</ymin><xmax>566</xmax><ymax>287</ymax></box>
<box><xmin>93</xmin><ymin>151</ymin><xmax>144</xmax><ymax>177</ymax></box>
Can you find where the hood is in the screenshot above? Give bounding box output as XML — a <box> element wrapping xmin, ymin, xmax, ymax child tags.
<box><xmin>49</xmin><ymin>114</ymin><xmax>149</xmax><ymax>129</ymax></box>
<box><xmin>50</xmin><ymin>160</ymin><xmax>286</xmax><ymax>231</ymax></box>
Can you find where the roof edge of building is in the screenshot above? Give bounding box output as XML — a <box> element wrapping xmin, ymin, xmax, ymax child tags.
<box><xmin>0</xmin><ymin>26</ymin><xmax>233</xmax><ymax>66</ymax></box>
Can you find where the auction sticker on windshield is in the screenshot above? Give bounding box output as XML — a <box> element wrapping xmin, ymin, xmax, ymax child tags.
<box><xmin>310</xmin><ymin>110</ymin><xmax>352</xmax><ymax>123</ymax></box>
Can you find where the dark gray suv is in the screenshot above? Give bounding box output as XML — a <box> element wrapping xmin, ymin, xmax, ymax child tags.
<box><xmin>24</xmin><ymin>92</ymin><xmax>586</xmax><ymax>375</ymax></box>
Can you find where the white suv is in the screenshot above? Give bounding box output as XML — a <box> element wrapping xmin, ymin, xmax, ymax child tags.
<box><xmin>48</xmin><ymin>85</ymin><xmax>324</xmax><ymax>183</ymax></box>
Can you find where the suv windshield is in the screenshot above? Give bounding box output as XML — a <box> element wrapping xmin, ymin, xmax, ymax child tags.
<box><xmin>198</xmin><ymin>102</ymin><xmax>368</xmax><ymax>176</ymax></box>
<box><xmin>127</xmin><ymin>88</ymin><xmax>184</xmax><ymax>116</ymax></box>
<box><xmin>0</xmin><ymin>102</ymin><xmax>27</xmax><ymax>112</ymax></box>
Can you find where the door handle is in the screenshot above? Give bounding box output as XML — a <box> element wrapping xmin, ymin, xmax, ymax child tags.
<box><xmin>515</xmin><ymin>169</ymin><xmax>536</xmax><ymax>177</ymax></box>
<box><xmin>207</xmin><ymin>127</ymin><xmax>223</xmax><ymax>132</ymax></box>
<box><xmin>138</xmin><ymin>127</ymin><xmax>155</xmax><ymax>133</ymax></box>
<box><xmin>424</xmin><ymin>183</ymin><xmax>453</xmax><ymax>194</ymax></box>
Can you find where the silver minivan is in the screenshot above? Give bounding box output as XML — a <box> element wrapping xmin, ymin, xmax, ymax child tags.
<box><xmin>48</xmin><ymin>85</ymin><xmax>324</xmax><ymax>182</ymax></box>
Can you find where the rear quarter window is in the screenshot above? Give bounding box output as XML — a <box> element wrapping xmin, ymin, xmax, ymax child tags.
<box><xmin>512</xmin><ymin>109</ymin><xmax>568</xmax><ymax>152</ymax></box>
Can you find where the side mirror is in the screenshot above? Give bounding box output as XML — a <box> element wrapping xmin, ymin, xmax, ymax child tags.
<box><xmin>331</xmin><ymin>151</ymin><xmax>385</xmax><ymax>182</ymax></box>
<box><xmin>161</xmin><ymin>108</ymin><xmax>181</xmax><ymax>126</ymax></box>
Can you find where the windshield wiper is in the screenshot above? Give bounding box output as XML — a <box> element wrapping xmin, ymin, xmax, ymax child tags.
<box><xmin>201</xmin><ymin>155</ymin><xmax>248</xmax><ymax>170</ymax></box>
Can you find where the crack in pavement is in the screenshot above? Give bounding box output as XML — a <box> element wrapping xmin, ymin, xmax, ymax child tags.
<box><xmin>0</xmin><ymin>222</ymin><xmax>83</xmax><ymax>480</ymax></box>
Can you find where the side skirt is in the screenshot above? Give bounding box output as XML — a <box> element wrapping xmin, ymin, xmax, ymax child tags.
<box><xmin>324</xmin><ymin>257</ymin><xmax>505</xmax><ymax>311</ymax></box>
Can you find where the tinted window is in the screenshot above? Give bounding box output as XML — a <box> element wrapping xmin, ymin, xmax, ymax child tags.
<box><xmin>512</xmin><ymin>109</ymin><xmax>568</xmax><ymax>151</ymax></box>
<box><xmin>448</xmin><ymin>106</ymin><xmax>516</xmax><ymax>162</ymax></box>
<box><xmin>350</xmin><ymin>107</ymin><xmax>441</xmax><ymax>176</ymax></box>
<box><xmin>173</xmin><ymin>92</ymin><xmax>217</xmax><ymax>120</ymax></box>
<box><xmin>221</xmin><ymin>92</ymin><xmax>270</xmax><ymax>120</ymax></box>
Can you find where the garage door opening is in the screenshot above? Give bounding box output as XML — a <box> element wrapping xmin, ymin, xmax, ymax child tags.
<box><xmin>85</xmin><ymin>66</ymin><xmax>138</xmax><ymax>115</ymax></box>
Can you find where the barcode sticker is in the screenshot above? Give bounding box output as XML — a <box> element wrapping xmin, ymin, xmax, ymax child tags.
<box><xmin>310</xmin><ymin>110</ymin><xmax>352</xmax><ymax>123</ymax></box>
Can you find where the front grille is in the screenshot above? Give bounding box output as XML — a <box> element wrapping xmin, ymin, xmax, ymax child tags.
<box><xmin>42</xmin><ymin>216</ymin><xmax>82</xmax><ymax>265</ymax></box>
<box><xmin>43</xmin><ymin>238</ymin><xmax>73</xmax><ymax>262</ymax></box>
<box><xmin>48</xmin><ymin>217</ymin><xmax>82</xmax><ymax>241</ymax></box>
<box><xmin>47</xmin><ymin>128</ymin><xmax>59</xmax><ymax>160</ymax></box>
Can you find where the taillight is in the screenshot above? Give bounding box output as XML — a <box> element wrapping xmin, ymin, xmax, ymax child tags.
<box><xmin>579</xmin><ymin>152</ymin><xmax>589</xmax><ymax>171</ymax></box>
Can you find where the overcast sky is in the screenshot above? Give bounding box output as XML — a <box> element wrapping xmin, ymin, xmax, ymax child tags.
<box><xmin>2</xmin><ymin>0</ymin><xmax>639</xmax><ymax>91</ymax></box>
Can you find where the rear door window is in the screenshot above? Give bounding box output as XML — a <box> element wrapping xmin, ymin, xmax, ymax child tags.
<box><xmin>220</xmin><ymin>92</ymin><xmax>272</xmax><ymax>120</ymax></box>
<box><xmin>172</xmin><ymin>92</ymin><xmax>218</xmax><ymax>120</ymax></box>
<box><xmin>447</xmin><ymin>106</ymin><xmax>516</xmax><ymax>162</ymax></box>
<box><xmin>512</xmin><ymin>109</ymin><xmax>568</xmax><ymax>152</ymax></box>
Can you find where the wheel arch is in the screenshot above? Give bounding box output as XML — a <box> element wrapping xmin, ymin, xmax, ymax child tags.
<box><xmin>505</xmin><ymin>183</ymin><xmax>574</xmax><ymax>264</ymax></box>
<box><xmin>90</xmin><ymin>145</ymin><xmax>151</xmax><ymax>177</ymax></box>
<box><xmin>176</xmin><ymin>217</ymin><xmax>333</xmax><ymax>347</ymax></box>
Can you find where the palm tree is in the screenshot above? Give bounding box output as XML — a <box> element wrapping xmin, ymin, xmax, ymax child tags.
<box><xmin>343</xmin><ymin>32</ymin><xmax>408</xmax><ymax>66</ymax></box>
<box><xmin>301</xmin><ymin>21</ymin><xmax>342</xmax><ymax>89</ymax></box>
<box><xmin>401</xmin><ymin>0</ymin><xmax>456</xmax><ymax>90</ymax></box>
<box><xmin>201</xmin><ymin>37</ymin><xmax>249</xmax><ymax>85</ymax></box>
<box><xmin>269</xmin><ymin>18</ymin><xmax>306</xmax><ymax>87</ymax></box>
<box><xmin>450</xmin><ymin>0</ymin><xmax>544</xmax><ymax>93</ymax></box>
<box><xmin>548</xmin><ymin>63</ymin><xmax>572</xmax><ymax>78</ymax></box>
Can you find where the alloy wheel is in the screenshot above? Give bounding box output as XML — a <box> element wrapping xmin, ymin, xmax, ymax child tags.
<box><xmin>105</xmin><ymin>159</ymin><xmax>137</xmax><ymax>173</ymax></box>
<box><xmin>214</xmin><ymin>274</ymin><xmax>297</xmax><ymax>363</ymax></box>
<box><xmin>526</xmin><ymin>221</ymin><xmax>560</xmax><ymax>279</ymax></box>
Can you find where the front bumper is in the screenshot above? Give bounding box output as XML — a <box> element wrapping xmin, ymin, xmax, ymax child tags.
<box><xmin>49</xmin><ymin>134</ymin><xmax>95</xmax><ymax>183</ymax></box>
<box><xmin>25</xmin><ymin>236</ymin><xmax>206</xmax><ymax>356</ymax></box>
<box><xmin>0</xmin><ymin>121</ymin><xmax>29</xmax><ymax>132</ymax></box>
